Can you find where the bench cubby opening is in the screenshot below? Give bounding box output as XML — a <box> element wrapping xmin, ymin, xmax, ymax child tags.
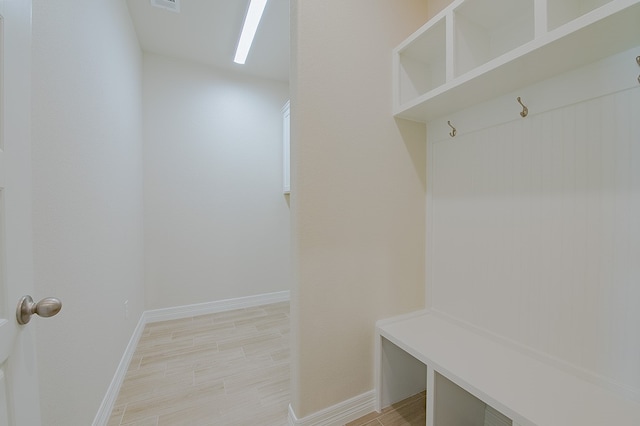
<box><xmin>434</xmin><ymin>372</ymin><xmax>512</xmax><ymax>426</ymax></box>
<box><xmin>379</xmin><ymin>337</ymin><xmax>426</xmax><ymax>409</ymax></box>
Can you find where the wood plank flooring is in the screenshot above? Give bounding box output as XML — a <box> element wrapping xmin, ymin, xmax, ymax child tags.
<box><xmin>107</xmin><ymin>302</ymin><xmax>291</xmax><ymax>426</ymax></box>
<box><xmin>107</xmin><ymin>301</ymin><xmax>424</xmax><ymax>425</ymax></box>
<box><xmin>346</xmin><ymin>392</ymin><xmax>426</xmax><ymax>426</ymax></box>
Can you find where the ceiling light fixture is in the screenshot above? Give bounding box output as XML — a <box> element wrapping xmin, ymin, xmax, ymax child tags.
<box><xmin>234</xmin><ymin>0</ymin><xmax>268</xmax><ymax>65</ymax></box>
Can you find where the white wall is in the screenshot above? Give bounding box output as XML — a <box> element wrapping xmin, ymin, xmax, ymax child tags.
<box><xmin>31</xmin><ymin>0</ymin><xmax>144</xmax><ymax>424</ymax></box>
<box><xmin>426</xmin><ymin>49</ymin><xmax>640</xmax><ymax>398</ymax></box>
<box><xmin>142</xmin><ymin>53</ymin><xmax>291</xmax><ymax>310</ymax></box>
<box><xmin>290</xmin><ymin>0</ymin><xmax>429</xmax><ymax>418</ymax></box>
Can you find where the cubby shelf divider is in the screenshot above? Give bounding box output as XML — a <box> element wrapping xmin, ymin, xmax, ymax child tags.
<box><xmin>392</xmin><ymin>0</ymin><xmax>640</xmax><ymax>122</ymax></box>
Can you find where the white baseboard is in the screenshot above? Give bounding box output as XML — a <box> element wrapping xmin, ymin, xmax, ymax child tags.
<box><xmin>92</xmin><ymin>313</ymin><xmax>146</xmax><ymax>426</ymax></box>
<box><xmin>288</xmin><ymin>391</ymin><xmax>376</xmax><ymax>426</ymax></box>
<box><xmin>92</xmin><ymin>290</ymin><xmax>290</xmax><ymax>426</ymax></box>
<box><xmin>144</xmin><ymin>290</ymin><xmax>290</xmax><ymax>323</ymax></box>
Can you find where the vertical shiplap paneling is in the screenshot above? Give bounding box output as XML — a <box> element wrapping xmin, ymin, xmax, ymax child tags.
<box><xmin>627</xmin><ymin>88</ymin><xmax>640</xmax><ymax>391</ymax></box>
<box><xmin>474</xmin><ymin>127</ymin><xmax>492</xmax><ymax>329</ymax></box>
<box><xmin>491</xmin><ymin>120</ymin><xmax>520</xmax><ymax>341</ymax></box>
<box><xmin>581</xmin><ymin>95</ymin><xmax>604</xmax><ymax>376</ymax></box>
<box><xmin>431</xmin><ymin>134</ymin><xmax>476</xmax><ymax>322</ymax></box>
<box><xmin>429</xmin><ymin>86</ymin><xmax>640</xmax><ymax>394</ymax></box>
<box><xmin>609</xmin><ymin>89</ymin><xmax>640</xmax><ymax>391</ymax></box>
<box><xmin>558</xmin><ymin>104</ymin><xmax>579</xmax><ymax>366</ymax></box>
<box><xmin>570</xmin><ymin>99</ymin><xmax>590</xmax><ymax>370</ymax></box>
<box><xmin>544</xmin><ymin>107</ymin><xmax>567</xmax><ymax>361</ymax></box>
<box><xmin>521</xmin><ymin>112</ymin><xmax>545</xmax><ymax>353</ymax></box>
<box><xmin>598</xmin><ymin>92</ymin><xmax>617</xmax><ymax>382</ymax></box>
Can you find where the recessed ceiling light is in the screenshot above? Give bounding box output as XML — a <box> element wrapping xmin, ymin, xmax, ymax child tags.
<box><xmin>234</xmin><ymin>0</ymin><xmax>268</xmax><ymax>65</ymax></box>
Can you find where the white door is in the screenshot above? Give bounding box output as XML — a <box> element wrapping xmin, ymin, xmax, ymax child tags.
<box><xmin>0</xmin><ymin>0</ymin><xmax>45</xmax><ymax>424</ymax></box>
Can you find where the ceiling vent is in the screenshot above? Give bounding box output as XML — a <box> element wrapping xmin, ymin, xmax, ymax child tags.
<box><xmin>151</xmin><ymin>0</ymin><xmax>180</xmax><ymax>13</ymax></box>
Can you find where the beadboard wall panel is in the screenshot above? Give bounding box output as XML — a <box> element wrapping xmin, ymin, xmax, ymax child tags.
<box><xmin>428</xmin><ymin>86</ymin><xmax>640</xmax><ymax>395</ymax></box>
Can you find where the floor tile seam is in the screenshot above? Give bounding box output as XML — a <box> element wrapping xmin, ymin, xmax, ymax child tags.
<box><xmin>387</xmin><ymin>392</ymin><xmax>425</xmax><ymax>411</ymax></box>
<box><xmin>224</xmin><ymin>382</ymin><xmax>288</xmax><ymax>398</ymax></box>
<box><xmin>221</xmin><ymin>357</ymin><xmax>289</xmax><ymax>374</ymax></box>
<box><xmin>118</xmin><ymin>383</ymin><xmax>174</xmax><ymax>397</ymax></box>
<box><xmin>136</xmin><ymin>342</ymin><xmax>206</xmax><ymax>357</ymax></box>
<box><xmin>224</xmin><ymin>374</ymin><xmax>289</xmax><ymax>390</ymax></box>
<box><xmin>137</xmin><ymin>341</ymin><xmax>270</xmax><ymax>375</ymax></box>
<box><xmin>108</xmin><ymin>403</ymin><xmax>126</xmax><ymax>426</ymax></box>
<box><xmin>213</xmin><ymin>338</ymin><xmax>272</xmax><ymax>351</ymax></box>
<box><xmin>145</xmin><ymin>380</ymin><xmax>223</xmax><ymax>402</ymax></box>
<box><xmin>124</xmin><ymin>372</ymin><xmax>202</xmax><ymax>396</ymax></box>
<box><xmin>257</xmin><ymin>392</ymin><xmax>291</xmax><ymax>407</ymax></box>
<box><xmin>221</xmin><ymin>374</ymin><xmax>266</xmax><ymax>390</ymax></box>
<box><xmin>241</xmin><ymin>340</ymin><xmax>288</xmax><ymax>352</ymax></box>
<box><xmin>168</xmin><ymin>329</ymin><xmax>232</xmax><ymax>341</ymax></box>
<box><xmin>142</xmin><ymin>327</ymin><xmax>185</xmax><ymax>335</ymax></box>
<box><xmin>142</xmin><ymin>330</ymin><xmax>195</xmax><ymax>339</ymax></box>
<box><xmin>215</xmin><ymin>329</ymin><xmax>281</xmax><ymax>343</ymax></box>
<box><xmin>132</xmin><ymin>346</ymin><xmax>203</xmax><ymax>361</ymax></box>
<box><xmin>254</xmin><ymin>325</ymin><xmax>289</xmax><ymax>333</ymax></box>
<box><xmin>122</xmin><ymin>394</ymin><xmax>286</xmax><ymax>424</ymax></box>
<box><xmin>234</xmin><ymin>317</ymin><xmax>289</xmax><ymax>328</ymax></box>
<box><xmin>126</xmin><ymin>386</ymin><xmax>192</xmax><ymax>403</ymax></box>
<box><xmin>217</xmin><ymin>338</ymin><xmax>286</xmax><ymax>352</ymax></box>
<box><xmin>139</xmin><ymin>346</ymin><xmax>220</xmax><ymax>363</ymax></box>
<box><xmin>121</xmin><ymin>368</ymin><xmax>167</xmax><ymax>380</ymax></box>
<box><xmin>120</xmin><ymin>387</ymin><xmax>225</xmax><ymax>420</ymax></box>
<box><xmin>128</xmin><ymin>356</ymin><xmax>143</xmax><ymax>371</ymax></box>
<box><xmin>120</xmin><ymin>414</ymin><xmax>159</xmax><ymax>426</ymax></box>
<box><xmin>193</xmin><ymin>364</ymin><xmax>276</xmax><ymax>381</ymax></box>
<box><xmin>168</xmin><ymin>332</ymin><xmax>199</xmax><ymax>343</ymax></box>
<box><xmin>120</xmin><ymin>404</ymin><xmax>163</xmax><ymax>425</ymax></box>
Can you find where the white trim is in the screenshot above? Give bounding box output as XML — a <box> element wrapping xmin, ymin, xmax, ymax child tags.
<box><xmin>429</xmin><ymin>308</ymin><xmax>640</xmax><ymax>403</ymax></box>
<box><xmin>375</xmin><ymin>309</ymin><xmax>429</xmax><ymax>412</ymax></box>
<box><xmin>425</xmin><ymin>46</ymin><xmax>640</xmax><ymax>141</ymax></box>
<box><xmin>376</xmin><ymin>309</ymin><xmax>429</xmax><ymax>328</ymax></box>
<box><xmin>92</xmin><ymin>291</ymin><xmax>291</xmax><ymax>425</ymax></box>
<box><xmin>92</xmin><ymin>313</ymin><xmax>146</xmax><ymax>426</ymax></box>
<box><xmin>144</xmin><ymin>290</ymin><xmax>290</xmax><ymax>323</ymax></box>
<box><xmin>287</xmin><ymin>391</ymin><xmax>376</xmax><ymax>426</ymax></box>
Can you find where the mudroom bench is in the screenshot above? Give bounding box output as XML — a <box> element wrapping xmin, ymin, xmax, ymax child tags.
<box><xmin>374</xmin><ymin>310</ymin><xmax>640</xmax><ymax>426</ymax></box>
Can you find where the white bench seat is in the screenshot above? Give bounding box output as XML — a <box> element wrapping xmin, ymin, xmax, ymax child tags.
<box><xmin>376</xmin><ymin>311</ymin><xmax>640</xmax><ymax>426</ymax></box>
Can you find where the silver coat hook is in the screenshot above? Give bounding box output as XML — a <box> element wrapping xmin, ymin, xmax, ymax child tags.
<box><xmin>517</xmin><ymin>97</ymin><xmax>528</xmax><ymax>118</ymax></box>
<box><xmin>447</xmin><ymin>121</ymin><xmax>456</xmax><ymax>138</ymax></box>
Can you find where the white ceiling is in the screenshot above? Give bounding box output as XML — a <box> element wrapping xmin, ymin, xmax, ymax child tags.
<box><xmin>126</xmin><ymin>0</ymin><xmax>290</xmax><ymax>83</ymax></box>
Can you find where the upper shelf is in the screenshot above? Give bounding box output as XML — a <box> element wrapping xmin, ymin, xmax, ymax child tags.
<box><xmin>393</xmin><ymin>0</ymin><xmax>640</xmax><ymax>123</ymax></box>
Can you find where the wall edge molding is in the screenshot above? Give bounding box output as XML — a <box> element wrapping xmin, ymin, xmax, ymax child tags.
<box><xmin>144</xmin><ymin>290</ymin><xmax>290</xmax><ymax>323</ymax></box>
<box><xmin>92</xmin><ymin>312</ymin><xmax>146</xmax><ymax>426</ymax></box>
<box><xmin>288</xmin><ymin>391</ymin><xmax>376</xmax><ymax>426</ymax></box>
<box><xmin>92</xmin><ymin>290</ymin><xmax>291</xmax><ymax>425</ymax></box>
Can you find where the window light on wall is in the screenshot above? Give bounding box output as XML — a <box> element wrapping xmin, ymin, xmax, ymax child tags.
<box><xmin>234</xmin><ymin>0</ymin><xmax>268</xmax><ymax>64</ymax></box>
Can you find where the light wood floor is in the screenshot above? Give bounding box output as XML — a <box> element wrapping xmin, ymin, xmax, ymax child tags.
<box><xmin>346</xmin><ymin>392</ymin><xmax>426</xmax><ymax>426</ymax></box>
<box><xmin>107</xmin><ymin>302</ymin><xmax>291</xmax><ymax>426</ymax></box>
<box><xmin>107</xmin><ymin>301</ymin><xmax>423</xmax><ymax>425</ymax></box>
